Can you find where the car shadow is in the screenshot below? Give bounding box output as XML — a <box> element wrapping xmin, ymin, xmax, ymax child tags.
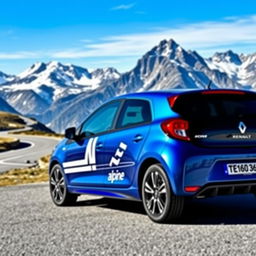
<box><xmin>76</xmin><ymin>197</ymin><xmax>145</xmax><ymax>215</ymax></box>
<box><xmin>178</xmin><ymin>194</ymin><xmax>256</xmax><ymax>225</ymax></box>
<box><xmin>76</xmin><ymin>194</ymin><xmax>256</xmax><ymax>225</ymax></box>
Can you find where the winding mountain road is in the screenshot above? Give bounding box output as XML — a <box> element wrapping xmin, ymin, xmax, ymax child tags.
<box><xmin>0</xmin><ymin>130</ymin><xmax>60</xmax><ymax>173</ymax></box>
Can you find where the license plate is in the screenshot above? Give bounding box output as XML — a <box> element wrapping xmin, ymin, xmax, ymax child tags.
<box><xmin>227</xmin><ymin>163</ymin><xmax>256</xmax><ymax>175</ymax></box>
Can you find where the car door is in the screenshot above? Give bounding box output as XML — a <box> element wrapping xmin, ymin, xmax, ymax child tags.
<box><xmin>103</xmin><ymin>99</ymin><xmax>152</xmax><ymax>187</ymax></box>
<box><xmin>63</xmin><ymin>100</ymin><xmax>122</xmax><ymax>187</ymax></box>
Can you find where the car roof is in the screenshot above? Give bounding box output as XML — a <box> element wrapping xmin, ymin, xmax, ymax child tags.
<box><xmin>115</xmin><ymin>89</ymin><xmax>196</xmax><ymax>100</ymax></box>
<box><xmin>115</xmin><ymin>89</ymin><xmax>254</xmax><ymax>100</ymax></box>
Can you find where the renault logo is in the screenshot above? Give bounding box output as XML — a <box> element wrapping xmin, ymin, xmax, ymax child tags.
<box><xmin>238</xmin><ymin>121</ymin><xmax>247</xmax><ymax>134</ymax></box>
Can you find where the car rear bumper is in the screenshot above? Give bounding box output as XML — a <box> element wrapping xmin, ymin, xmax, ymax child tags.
<box><xmin>183</xmin><ymin>153</ymin><xmax>256</xmax><ymax>194</ymax></box>
<box><xmin>194</xmin><ymin>181</ymin><xmax>256</xmax><ymax>199</ymax></box>
<box><xmin>161</xmin><ymin>141</ymin><xmax>256</xmax><ymax>196</ymax></box>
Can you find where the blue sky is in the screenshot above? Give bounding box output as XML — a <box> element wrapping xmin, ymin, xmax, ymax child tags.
<box><xmin>0</xmin><ymin>0</ymin><xmax>256</xmax><ymax>74</ymax></box>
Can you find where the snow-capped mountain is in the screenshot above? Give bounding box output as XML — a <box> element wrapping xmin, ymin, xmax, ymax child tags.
<box><xmin>206</xmin><ymin>50</ymin><xmax>256</xmax><ymax>88</ymax></box>
<box><xmin>47</xmin><ymin>39</ymin><xmax>242</xmax><ymax>132</ymax></box>
<box><xmin>0</xmin><ymin>39</ymin><xmax>256</xmax><ymax>132</ymax></box>
<box><xmin>1</xmin><ymin>61</ymin><xmax>121</xmax><ymax>104</ymax></box>
<box><xmin>110</xmin><ymin>39</ymin><xmax>239</xmax><ymax>94</ymax></box>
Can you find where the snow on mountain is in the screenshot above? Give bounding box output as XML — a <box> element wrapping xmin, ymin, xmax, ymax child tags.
<box><xmin>109</xmin><ymin>39</ymin><xmax>239</xmax><ymax>95</ymax></box>
<box><xmin>206</xmin><ymin>51</ymin><xmax>256</xmax><ymax>88</ymax></box>
<box><xmin>0</xmin><ymin>71</ymin><xmax>15</xmax><ymax>85</ymax></box>
<box><xmin>48</xmin><ymin>39</ymin><xmax>241</xmax><ymax>132</ymax></box>
<box><xmin>1</xmin><ymin>61</ymin><xmax>121</xmax><ymax>104</ymax></box>
<box><xmin>240</xmin><ymin>53</ymin><xmax>256</xmax><ymax>88</ymax></box>
<box><xmin>91</xmin><ymin>67</ymin><xmax>120</xmax><ymax>81</ymax></box>
<box><xmin>0</xmin><ymin>89</ymin><xmax>50</xmax><ymax>116</ymax></box>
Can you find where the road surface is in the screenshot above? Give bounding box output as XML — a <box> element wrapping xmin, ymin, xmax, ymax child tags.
<box><xmin>0</xmin><ymin>131</ymin><xmax>60</xmax><ymax>172</ymax></box>
<box><xmin>1</xmin><ymin>183</ymin><xmax>256</xmax><ymax>255</ymax></box>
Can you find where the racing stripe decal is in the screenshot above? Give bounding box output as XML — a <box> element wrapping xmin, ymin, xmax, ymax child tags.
<box><xmin>63</xmin><ymin>137</ymin><xmax>134</xmax><ymax>174</ymax></box>
<box><xmin>63</xmin><ymin>137</ymin><xmax>98</xmax><ymax>169</ymax></box>
<box><xmin>64</xmin><ymin>161</ymin><xmax>135</xmax><ymax>174</ymax></box>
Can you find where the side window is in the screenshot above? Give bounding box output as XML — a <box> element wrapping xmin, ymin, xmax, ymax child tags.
<box><xmin>80</xmin><ymin>101</ymin><xmax>121</xmax><ymax>136</ymax></box>
<box><xmin>116</xmin><ymin>99</ymin><xmax>152</xmax><ymax>129</ymax></box>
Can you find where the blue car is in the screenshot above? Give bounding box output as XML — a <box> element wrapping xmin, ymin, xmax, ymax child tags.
<box><xmin>49</xmin><ymin>89</ymin><xmax>256</xmax><ymax>223</ymax></box>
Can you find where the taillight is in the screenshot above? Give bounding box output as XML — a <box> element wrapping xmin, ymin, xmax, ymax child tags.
<box><xmin>161</xmin><ymin>118</ymin><xmax>190</xmax><ymax>141</ymax></box>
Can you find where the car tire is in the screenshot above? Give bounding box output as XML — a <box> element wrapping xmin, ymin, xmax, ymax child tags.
<box><xmin>49</xmin><ymin>164</ymin><xmax>78</xmax><ymax>206</ymax></box>
<box><xmin>142</xmin><ymin>164</ymin><xmax>184</xmax><ymax>223</ymax></box>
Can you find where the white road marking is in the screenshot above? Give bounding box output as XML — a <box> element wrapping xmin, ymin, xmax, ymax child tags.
<box><xmin>0</xmin><ymin>140</ymin><xmax>36</xmax><ymax>165</ymax></box>
<box><xmin>0</xmin><ymin>133</ymin><xmax>58</xmax><ymax>172</ymax></box>
<box><xmin>0</xmin><ymin>161</ymin><xmax>33</xmax><ymax>166</ymax></box>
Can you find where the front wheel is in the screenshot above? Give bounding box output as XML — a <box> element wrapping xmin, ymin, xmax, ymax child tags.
<box><xmin>49</xmin><ymin>164</ymin><xmax>78</xmax><ymax>206</ymax></box>
<box><xmin>142</xmin><ymin>164</ymin><xmax>184</xmax><ymax>223</ymax></box>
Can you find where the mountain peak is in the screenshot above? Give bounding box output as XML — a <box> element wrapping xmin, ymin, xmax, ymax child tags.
<box><xmin>91</xmin><ymin>67</ymin><xmax>120</xmax><ymax>80</ymax></box>
<box><xmin>18</xmin><ymin>62</ymin><xmax>47</xmax><ymax>79</ymax></box>
<box><xmin>145</xmin><ymin>38</ymin><xmax>183</xmax><ymax>60</ymax></box>
<box><xmin>48</xmin><ymin>60</ymin><xmax>62</xmax><ymax>68</ymax></box>
<box><xmin>212</xmin><ymin>50</ymin><xmax>242</xmax><ymax>65</ymax></box>
<box><xmin>159</xmin><ymin>38</ymin><xmax>179</xmax><ymax>49</ymax></box>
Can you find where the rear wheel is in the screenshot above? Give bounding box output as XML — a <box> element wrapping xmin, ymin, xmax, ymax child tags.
<box><xmin>49</xmin><ymin>164</ymin><xmax>78</xmax><ymax>206</ymax></box>
<box><xmin>142</xmin><ymin>164</ymin><xmax>184</xmax><ymax>223</ymax></box>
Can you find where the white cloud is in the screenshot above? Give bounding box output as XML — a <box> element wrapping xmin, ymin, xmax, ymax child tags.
<box><xmin>2</xmin><ymin>15</ymin><xmax>256</xmax><ymax>61</ymax></box>
<box><xmin>111</xmin><ymin>3</ymin><xmax>135</xmax><ymax>11</ymax></box>
<box><xmin>0</xmin><ymin>51</ymin><xmax>39</xmax><ymax>59</ymax></box>
<box><xmin>52</xmin><ymin>15</ymin><xmax>256</xmax><ymax>59</ymax></box>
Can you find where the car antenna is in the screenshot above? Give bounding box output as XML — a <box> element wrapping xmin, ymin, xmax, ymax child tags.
<box><xmin>207</xmin><ymin>80</ymin><xmax>212</xmax><ymax>90</ymax></box>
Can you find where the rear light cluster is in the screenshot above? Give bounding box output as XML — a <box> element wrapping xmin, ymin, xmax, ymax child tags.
<box><xmin>163</xmin><ymin>90</ymin><xmax>247</xmax><ymax>141</ymax></box>
<box><xmin>161</xmin><ymin>118</ymin><xmax>190</xmax><ymax>141</ymax></box>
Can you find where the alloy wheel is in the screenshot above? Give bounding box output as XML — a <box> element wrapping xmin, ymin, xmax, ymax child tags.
<box><xmin>50</xmin><ymin>165</ymin><xmax>66</xmax><ymax>204</ymax></box>
<box><xmin>144</xmin><ymin>168</ymin><xmax>167</xmax><ymax>216</ymax></box>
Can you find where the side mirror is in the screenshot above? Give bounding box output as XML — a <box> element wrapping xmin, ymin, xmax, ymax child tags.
<box><xmin>65</xmin><ymin>127</ymin><xmax>76</xmax><ymax>140</ymax></box>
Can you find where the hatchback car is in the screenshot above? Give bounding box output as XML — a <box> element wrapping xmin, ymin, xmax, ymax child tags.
<box><xmin>49</xmin><ymin>89</ymin><xmax>256</xmax><ymax>223</ymax></box>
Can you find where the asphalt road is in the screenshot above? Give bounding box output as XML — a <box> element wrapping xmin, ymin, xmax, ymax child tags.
<box><xmin>0</xmin><ymin>133</ymin><xmax>60</xmax><ymax>172</ymax></box>
<box><xmin>1</xmin><ymin>183</ymin><xmax>256</xmax><ymax>255</ymax></box>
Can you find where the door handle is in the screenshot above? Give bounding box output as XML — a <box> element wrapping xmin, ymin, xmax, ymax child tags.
<box><xmin>96</xmin><ymin>143</ymin><xmax>103</xmax><ymax>150</ymax></box>
<box><xmin>133</xmin><ymin>134</ymin><xmax>143</xmax><ymax>142</ymax></box>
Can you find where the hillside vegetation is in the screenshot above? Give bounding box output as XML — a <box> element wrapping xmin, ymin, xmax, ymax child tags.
<box><xmin>0</xmin><ymin>111</ymin><xmax>55</xmax><ymax>134</ymax></box>
<box><xmin>0</xmin><ymin>111</ymin><xmax>25</xmax><ymax>130</ymax></box>
<box><xmin>0</xmin><ymin>137</ymin><xmax>19</xmax><ymax>151</ymax></box>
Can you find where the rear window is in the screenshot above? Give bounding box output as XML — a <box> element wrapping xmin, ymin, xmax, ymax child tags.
<box><xmin>172</xmin><ymin>92</ymin><xmax>256</xmax><ymax>120</ymax></box>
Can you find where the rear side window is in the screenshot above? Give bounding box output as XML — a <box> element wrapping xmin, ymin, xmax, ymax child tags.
<box><xmin>116</xmin><ymin>99</ymin><xmax>152</xmax><ymax>129</ymax></box>
<box><xmin>172</xmin><ymin>93</ymin><xmax>256</xmax><ymax>120</ymax></box>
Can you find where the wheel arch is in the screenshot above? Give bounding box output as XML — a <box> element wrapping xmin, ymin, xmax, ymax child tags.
<box><xmin>49</xmin><ymin>159</ymin><xmax>60</xmax><ymax>173</ymax></box>
<box><xmin>137</xmin><ymin>157</ymin><xmax>163</xmax><ymax>200</ymax></box>
<box><xmin>136</xmin><ymin>153</ymin><xmax>177</xmax><ymax>199</ymax></box>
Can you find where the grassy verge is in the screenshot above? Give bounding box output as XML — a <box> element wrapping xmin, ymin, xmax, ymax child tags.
<box><xmin>0</xmin><ymin>137</ymin><xmax>20</xmax><ymax>151</ymax></box>
<box><xmin>0</xmin><ymin>111</ymin><xmax>25</xmax><ymax>130</ymax></box>
<box><xmin>0</xmin><ymin>155</ymin><xmax>50</xmax><ymax>187</ymax></box>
